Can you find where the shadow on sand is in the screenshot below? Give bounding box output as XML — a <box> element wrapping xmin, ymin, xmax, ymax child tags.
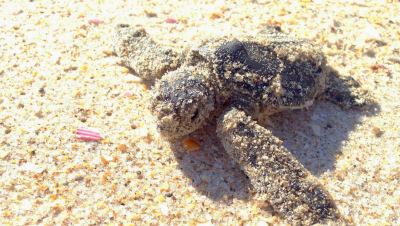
<box><xmin>170</xmin><ymin>122</ymin><xmax>251</xmax><ymax>201</ymax></box>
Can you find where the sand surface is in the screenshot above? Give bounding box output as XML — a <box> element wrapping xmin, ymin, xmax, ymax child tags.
<box><xmin>0</xmin><ymin>0</ymin><xmax>399</xmax><ymax>225</ymax></box>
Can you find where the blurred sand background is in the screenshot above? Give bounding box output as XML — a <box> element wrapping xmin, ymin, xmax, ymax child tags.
<box><xmin>0</xmin><ymin>0</ymin><xmax>399</xmax><ymax>225</ymax></box>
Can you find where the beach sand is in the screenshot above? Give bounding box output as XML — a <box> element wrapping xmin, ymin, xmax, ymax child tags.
<box><xmin>0</xmin><ymin>0</ymin><xmax>399</xmax><ymax>225</ymax></box>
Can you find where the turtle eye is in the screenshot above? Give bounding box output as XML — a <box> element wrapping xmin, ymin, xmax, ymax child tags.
<box><xmin>191</xmin><ymin>109</ymin><xmax>199</xmax><ymax>121</ymax></box>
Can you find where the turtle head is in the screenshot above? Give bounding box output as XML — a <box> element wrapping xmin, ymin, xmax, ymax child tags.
<box><xmin>151</xmin><ymin>70</ymin><xmax>216</xmax><ymax>139</ymax></box>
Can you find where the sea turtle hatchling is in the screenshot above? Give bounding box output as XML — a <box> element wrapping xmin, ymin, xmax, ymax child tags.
<box><xmin>113</xmin><ymin>24</ymin><xmax>367</xmax><ymax>225</ymax></box>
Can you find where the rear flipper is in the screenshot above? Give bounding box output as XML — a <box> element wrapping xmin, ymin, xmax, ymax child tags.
<box><xmin>216</xmin><ymin>107</ymin><xmax>343</xmax><ymax>225</ymax></box>
<box><xmin>112</xmin><ymin>24</ymin><xmax>181</xmax><ymax>80</ymax></box>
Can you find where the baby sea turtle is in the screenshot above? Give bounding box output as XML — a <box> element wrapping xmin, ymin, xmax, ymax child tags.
<box><xmin>113</xmin><ymin>24</ymin><xmax>367</xmax><ymax>225</ymax></box>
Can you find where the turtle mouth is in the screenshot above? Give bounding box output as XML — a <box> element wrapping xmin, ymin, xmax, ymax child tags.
<box><xmin>304</xmin><ymin>99</ymin><xmax>315</xmax><ymax>108</ymax></box>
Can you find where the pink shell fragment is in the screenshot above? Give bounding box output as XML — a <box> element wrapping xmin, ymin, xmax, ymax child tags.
<box><xmin>75</xmin><ymin>128</ymin><xmax>103</xmax><ymax>141</ymax></box>
<box><xmin>165</xmin><ymin>18</ymin><xmax>178</xmax><ymax>24</ymax></box>
<box><xmin>124</xmin><ymin>91</ymin><xmax>133</xmax><ymax>97</ymax></box>
<box><xmin>88</xmin><ymin>18</ymin><xmax>104</xmax><ymax>25</ymax></box>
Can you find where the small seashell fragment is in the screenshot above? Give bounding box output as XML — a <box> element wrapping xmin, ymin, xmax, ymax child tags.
<box><xmin>209</xmin><ymin>12</ymin><xmax>222</xmax><ymax>20</ymax></box>
<box><xmin>372</xmin><ymin>127</ymin><xmax>383</xmax><ymax>137</ymax></box>
<box><xmin>75</xmin><ymin>127</ymin><xmax>104</xmax><ymax>141</ymax></box>
<box><xmin>182</xmin><ymin>137</ymin><xmax>201</xmax><ymax>152</ymax></box>
<box><xmin>124</xmin><ymin>91</ymin><xmax>133</xmax><ymax>97</ymax></box>
<box><xmin>165</xmin><ymin>18</ymin><xmax>178</xmax><ymax>24</ymax></box>
<box><xmin>117</xmin><ymin>144</ymin><xmax>128</xmax><ymax>152</ymax></box>
<box><xmin>88</xmin><ymin>18</ymin><xmax>104</xmax><ymax>25</ymax></box>
<box><xmin>100</xmin><ymin>154</ymin><xmax>110</xmax><ymax>165</ymax></box>
<box><xmin>144</xmin><ymin>9</ymin><xmax>157</xmax><ymax>17</ymax></box>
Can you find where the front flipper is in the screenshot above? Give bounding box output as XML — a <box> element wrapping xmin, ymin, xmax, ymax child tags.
<box><xmin>112</xmin><ymin>24</ymin><xmax>181</xmax><ymax>81</ymax></box>
<box><xmin>216</xmin><ymin>107</ymin><xmax>343</xmax><ymax>225</ymax></box>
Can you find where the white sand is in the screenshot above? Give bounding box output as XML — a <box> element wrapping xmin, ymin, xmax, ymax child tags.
<box><xmin>0</xmin><ymin>0</ymin><xmax>399</xmax><ymax>225</ymax></box>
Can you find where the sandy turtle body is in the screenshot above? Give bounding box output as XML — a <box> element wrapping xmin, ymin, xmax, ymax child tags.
<box><xmin>113</xmin><ymin>24</ymin><xmax>367</xmax><ymax>225</ymax></box>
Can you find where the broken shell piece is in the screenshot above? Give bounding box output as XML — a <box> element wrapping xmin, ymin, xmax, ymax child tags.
<box><xmin>75</xmin><ymin>127</ymin><xmax>104</xmax><ymax>141</ymax></box>
<box><xmin>88</xmin><ymin>18</ymin><xmax>104</xmax><ymax>26</ymax></box>
<box><xmin>182</xmin><ymin>137</ymin><xmax>201</xmax><ymax>151</ymax></box>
